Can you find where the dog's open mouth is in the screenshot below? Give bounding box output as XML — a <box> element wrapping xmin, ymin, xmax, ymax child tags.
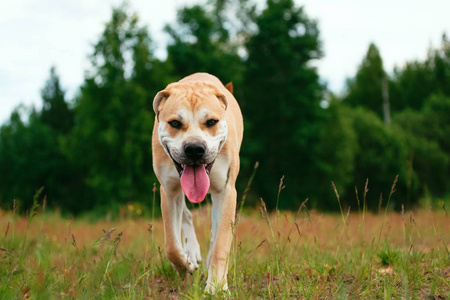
<box><xmin>172</xmin><ymin>160</ymin><xmax>215</xmax><ymax>204</ymax></box>
<box><xmin>173</xmin><ymin>161</ymin><xmax>215</xmax><ymax>177</ymax></box>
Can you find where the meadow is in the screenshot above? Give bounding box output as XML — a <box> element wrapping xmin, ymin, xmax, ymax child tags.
<box><xmin>0</xmin><ymin>194</ymin><xmax>449</xmax><ymax>299</ymax></box>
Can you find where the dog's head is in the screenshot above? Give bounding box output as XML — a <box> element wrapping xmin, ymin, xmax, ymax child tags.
<box><xmin>153</xmin><ymin>81</ymin><xmax>228</xmax><ymax>203</ymax></box>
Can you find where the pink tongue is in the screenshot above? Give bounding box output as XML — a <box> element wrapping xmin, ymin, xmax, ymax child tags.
<box><xmin>180</xmin><ymin>165</ymin><xmax>210</xmax><ymax>203</ymax></box>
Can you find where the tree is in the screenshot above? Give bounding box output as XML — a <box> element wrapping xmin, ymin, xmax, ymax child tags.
<box><xmin>343</xmin><ymin>35</ymin><xmax>450</xmax><ymax>207</ymax></box>
<box><xmin>0</xmin><ymin>108</ymin><xmax>50</xmax><ymax>210</ymax></box>
<box><xmin>390</xmin><ymin>34</ymin><xmax>450</xmax><ymax>112</ymax></box>
<box><xmin>432</xmin><ymin>34</ymin><xmax>450</xmax><ymax>96</ymax></box>
<box><xmin>242</xmin><ymin>0</ymin><xmax>326</xmax><ymax>209</ymax></box>
<box><xmin>318</xmin><ymin>101</ymin><xmax>358</xmax><ymax>209</ymax></box>
<box><xmin>343</xmin><ymin>43</ymin><xmax>386</xmax><ymax>118</ymax></box>
<box><xmin>164</xmin><ymin>4</ymin><xmax>243</xmax><ymax>86</ymax></box>
<box><xmin>349</xmin><ymin>107</ymin><xmax>410</xmax><ymax>210</ymax></box>
<box><xmin>64</xmin><ymin>5</ymin><xmax>162</xmax><ymax>210</ymax></box>
<box><xmin>40</xmin><ymin>67</ymin><xmax>73</xmax><ymax>133</ymax></box>
<box><xmin>389</xmin><ymin>61</ymin><xmax>434</xmax><ymax>112</ymax></box>
<box><xmin>0</xmin><ymin>67</ymin><xmax>81</xmax><ymax>212</ymax></box>
<box><xmin>393</xmin><ymin>105</ymin><xmax>449</xmax><ymax>198</ymax></box>
<box><xmin>422</xmin><ymin>94</ymin><xmax>450</xmax><ymax>155</ymax></box>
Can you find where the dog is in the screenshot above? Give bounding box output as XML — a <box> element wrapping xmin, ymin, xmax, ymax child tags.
<box><xmin>152</xmin><ymin>73</ymin><xmax>243</xmax><ymax>293</ymax></box>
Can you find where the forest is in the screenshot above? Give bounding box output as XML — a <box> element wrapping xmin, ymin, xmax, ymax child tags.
<box><xmin>1</xmin><ymin>0</ymin><xmax>449</xmax><ymax>215</ymax></box>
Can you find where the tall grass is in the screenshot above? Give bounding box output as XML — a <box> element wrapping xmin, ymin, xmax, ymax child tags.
<box><xmin>0</xmin><ymin>178</ymin><xmax>449</xmax><ymax>299</ymax></box>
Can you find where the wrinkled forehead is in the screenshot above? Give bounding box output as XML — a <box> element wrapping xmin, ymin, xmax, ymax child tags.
<box><xmin>165</xmin><ymin>105</ymin><xmax>212</xmax><ymax>122</ymax></box>
<box><xmin>159</xmin><ymin>84</ymin><xmax>224</xmax><ymax>120</ymax></box>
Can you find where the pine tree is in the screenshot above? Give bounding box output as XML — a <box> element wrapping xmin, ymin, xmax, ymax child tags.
<box><xmin>40</xmin><ymin>66</ymin><xmax>73</xmax><ymax>133</ymax></box>
<box><xmin>343</xmin><ymin>43</ymin><xmax>385</xmax><ymax>118</ymax></box>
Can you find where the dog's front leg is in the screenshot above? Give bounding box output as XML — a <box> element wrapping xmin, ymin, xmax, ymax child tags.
<box><xmin>205</xmin><ymin>185</ymin><xmax>237</xmax><ymax>293</ymax></box>
<box><xmin>181</xmin><ymin>201</ymin><xmax>202</xmax><ymax>269</ymax></box>
<box><xmin>160</xmin><ymin>186</ymin><xmax>196</xmax><ymax>274</ymax></box>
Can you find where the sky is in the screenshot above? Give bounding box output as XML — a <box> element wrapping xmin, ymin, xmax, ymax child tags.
<box><xmin>0</xmin><ymin>0</ymin><xmax>449</xmax><ymax>124</ymax></box>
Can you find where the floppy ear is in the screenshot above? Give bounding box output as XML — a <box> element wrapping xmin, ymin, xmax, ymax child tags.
<box><xmin>225</xmin><ymin>82</ymin><xmax>233</xmax><ymax>94</ymax></box>
<box><xmin>153</xmin><ymin>90</ymin><xmax>170</xmax><ymax>121</ymax></box>
<box><xmin>216</xmin><ymin>92</ymin><xmax>228</xmax><ymax>111</ymax></box>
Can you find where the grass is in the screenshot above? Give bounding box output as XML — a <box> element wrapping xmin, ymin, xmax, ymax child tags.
<box><xmin>0</xmin><ymin>196</ymin><xmax>449</xmax><ymax>299</ymax></box>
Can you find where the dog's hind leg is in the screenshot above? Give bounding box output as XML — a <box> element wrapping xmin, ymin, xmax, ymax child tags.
<box><xmin>181</xmin><ymin>201</ymin><xmax>202</xmax><ymax>270</ymax></box>
<box><xmin>160</xmin><ymin>186</ymin><xmax>196</xmax><ymax>274</ymax></box>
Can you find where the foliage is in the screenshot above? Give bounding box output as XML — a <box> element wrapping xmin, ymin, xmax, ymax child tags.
<box><xmin>62</xmin><ymin>6</ymin><xmax>163</xmax><ymax>212</ymax></box>
<box><xmin>348</xmin><ymin>107</ymin><xmax>410</xmax><ymax>210</ymax></box>
<box><xmin>164</xmin><ymin>4</ymin><xmax>243</xmax><ymax>87</ymax></box>
<box><xmin>339</xmin><ymin>39</ymin><xmax>450</xmax><ymax>209</ymax></box>
<box><xmin>0</xmin><ymin>109</ymin><xmax>52</xmax><ymax>210</ymax></box>
<box><xmin>390</xmin><ymin>34</ymin><xmax>450</xmax><ymax>112</ymax></box>
<box><xmin>421</xmin><ymin>93</ymin><xmax>450</xmax><ymax>154</ymax></box>
<box><xmin>343</xmin><ymin>43</ymin><xmax>385</xmax><ymax>118</ymax></box>
<box><xmin>242</xmin><ymin>0</ymin><xmax>325</xmax><ymax>209</ymax></box>
<box><xmin>393</xmin><ymin>94</ymin><xmax>450</xmax><ymax>196</ymax></box>
<box><xmin>0</xmin><ymin>68</ymin><xmax>78</xmax><ymax>212</ymax></box>
<box><xmin>1</xmin><ymin>1</ymin><xmax>450</xmax><ymax>213</ymax></box>
<box><xmin>317</xmin><ymin>102</ymin><xmax>358</xmax><ymax>210</ymax></box>
<box><xmin>40</xmin><ymin>67</ymin><xmax>74</xmax><ymax>134</ymax></box>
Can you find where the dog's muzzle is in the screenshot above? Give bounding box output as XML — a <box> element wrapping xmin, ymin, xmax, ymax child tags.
<box><xmin>164</xmin><ymin>142</ymin><xmax>215</xmax><ymax>178</ymax></box>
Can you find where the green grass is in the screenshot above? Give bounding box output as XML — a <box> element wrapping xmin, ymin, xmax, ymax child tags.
<box><xmin>0</xmin><ymin>199</ymin><xmax>449</xmax><ymax>299</ymax></box>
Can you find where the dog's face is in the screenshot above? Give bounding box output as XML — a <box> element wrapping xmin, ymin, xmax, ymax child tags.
<box><xmin>153</xmin><ymin>82</ymin><xmax>228</xmax><ymax>180</ymax></box>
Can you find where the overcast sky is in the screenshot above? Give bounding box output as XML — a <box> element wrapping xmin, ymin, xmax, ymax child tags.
<box><xmin>1</xmin><ymin>0</ymin><xmax>449</xmax><ymax>124</ymax></box>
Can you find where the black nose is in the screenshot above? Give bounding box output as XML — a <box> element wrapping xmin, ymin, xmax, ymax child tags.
<box><xmin>184</xmin><ymin>143</ymin><xmax>206</xmax><ymax>161</ymax></box>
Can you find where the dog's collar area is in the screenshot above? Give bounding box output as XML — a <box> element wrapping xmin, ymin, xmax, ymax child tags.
<box><xmin>172</xmin><ymin>160</ymin><xmax>215</xmax><ymax>178</ymax></box>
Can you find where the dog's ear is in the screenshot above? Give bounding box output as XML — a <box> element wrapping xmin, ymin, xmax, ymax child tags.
<box><xmin>225</xmin><ymin>82</ymin><xmax>233</xmax><ymax>94</ymax></box>
<box><xmin>216</xmin><ymin>92</ymin><xmax>228</xmax><ymax>111</ymax></box>
<box><xmin>153</xmin><ymin>90</ymin><xmax>170</xmax><ymax>121</ymax></box>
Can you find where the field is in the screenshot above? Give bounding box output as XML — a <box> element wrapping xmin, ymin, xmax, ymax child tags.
<box><xmin>0</xmin><ymin>199</ymin><xmax>449</xmax><ymax>299</ymax></box>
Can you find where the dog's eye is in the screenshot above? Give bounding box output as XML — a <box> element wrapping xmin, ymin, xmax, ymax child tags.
<box><xmin>168</xmin><ymin>120</ymin><xmax>182</xmax><ymax>129</ymax></box>
<box><xmin>206</xmin><ymin>119</ymin><xmax>218</xmax><ymax>127</ymax></box>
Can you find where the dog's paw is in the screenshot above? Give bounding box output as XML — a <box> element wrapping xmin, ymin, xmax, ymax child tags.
<box><xmin>183</xmin><ymin>238</ymin><xmax>202</xmax><ymax>271</ymax></box>
<box><xmin>205</xmin><ymin>280</ymin><xmax>229</xmax><ymax>295</ymax></box>
<box><xmin>170</xmin><ymin>253</ymin><xmax>196</xmax><ymax>275</ymax></box>
<box><xmin>167</xmin><ymin>248</ymin><xmax>197</xmax><ymax>275</ymax></box>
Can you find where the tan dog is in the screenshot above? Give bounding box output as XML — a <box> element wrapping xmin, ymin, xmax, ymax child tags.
<box><xmin>152</xmin><ymin>73</ymin><xmax>243</xmax><ymax>293</ymax></box>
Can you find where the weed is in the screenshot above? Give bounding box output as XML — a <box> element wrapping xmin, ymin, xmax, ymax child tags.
<box><xmin>0</xmin><ymin>182</ymin><xmax>449</xmax><ymax>299</ymax></box>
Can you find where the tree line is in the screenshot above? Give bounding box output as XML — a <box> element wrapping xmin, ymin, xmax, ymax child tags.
<box><xmin>0</xmin><ymin>0</ymin><xmax>449</xmax><ymax>215</ymax></box>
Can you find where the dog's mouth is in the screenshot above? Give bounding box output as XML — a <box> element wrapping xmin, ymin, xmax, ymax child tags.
<box><xmin>173</xmin><ymin>159</ymin><xmax>215</xmax><ymax>204</ymax></box>
<box><xmin>163</xmin><ymin>143</ymin><xmax>215</xmax><ymax>203</ymax></box>
<box><xmin>163</xmin><ymin>143</ymin><xmax>215</xmax><ymax>178</ymax></box>
<box><xmin>173</xmin><ymin>160</ymin><xmax>215</xmax><ymax>177</ymax></box>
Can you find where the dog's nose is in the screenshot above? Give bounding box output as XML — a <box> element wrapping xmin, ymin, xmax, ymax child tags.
<box><xmin>184</xmin><ymin>143</ymin><xmax>206</xmax><ymax>161</ymax></box>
